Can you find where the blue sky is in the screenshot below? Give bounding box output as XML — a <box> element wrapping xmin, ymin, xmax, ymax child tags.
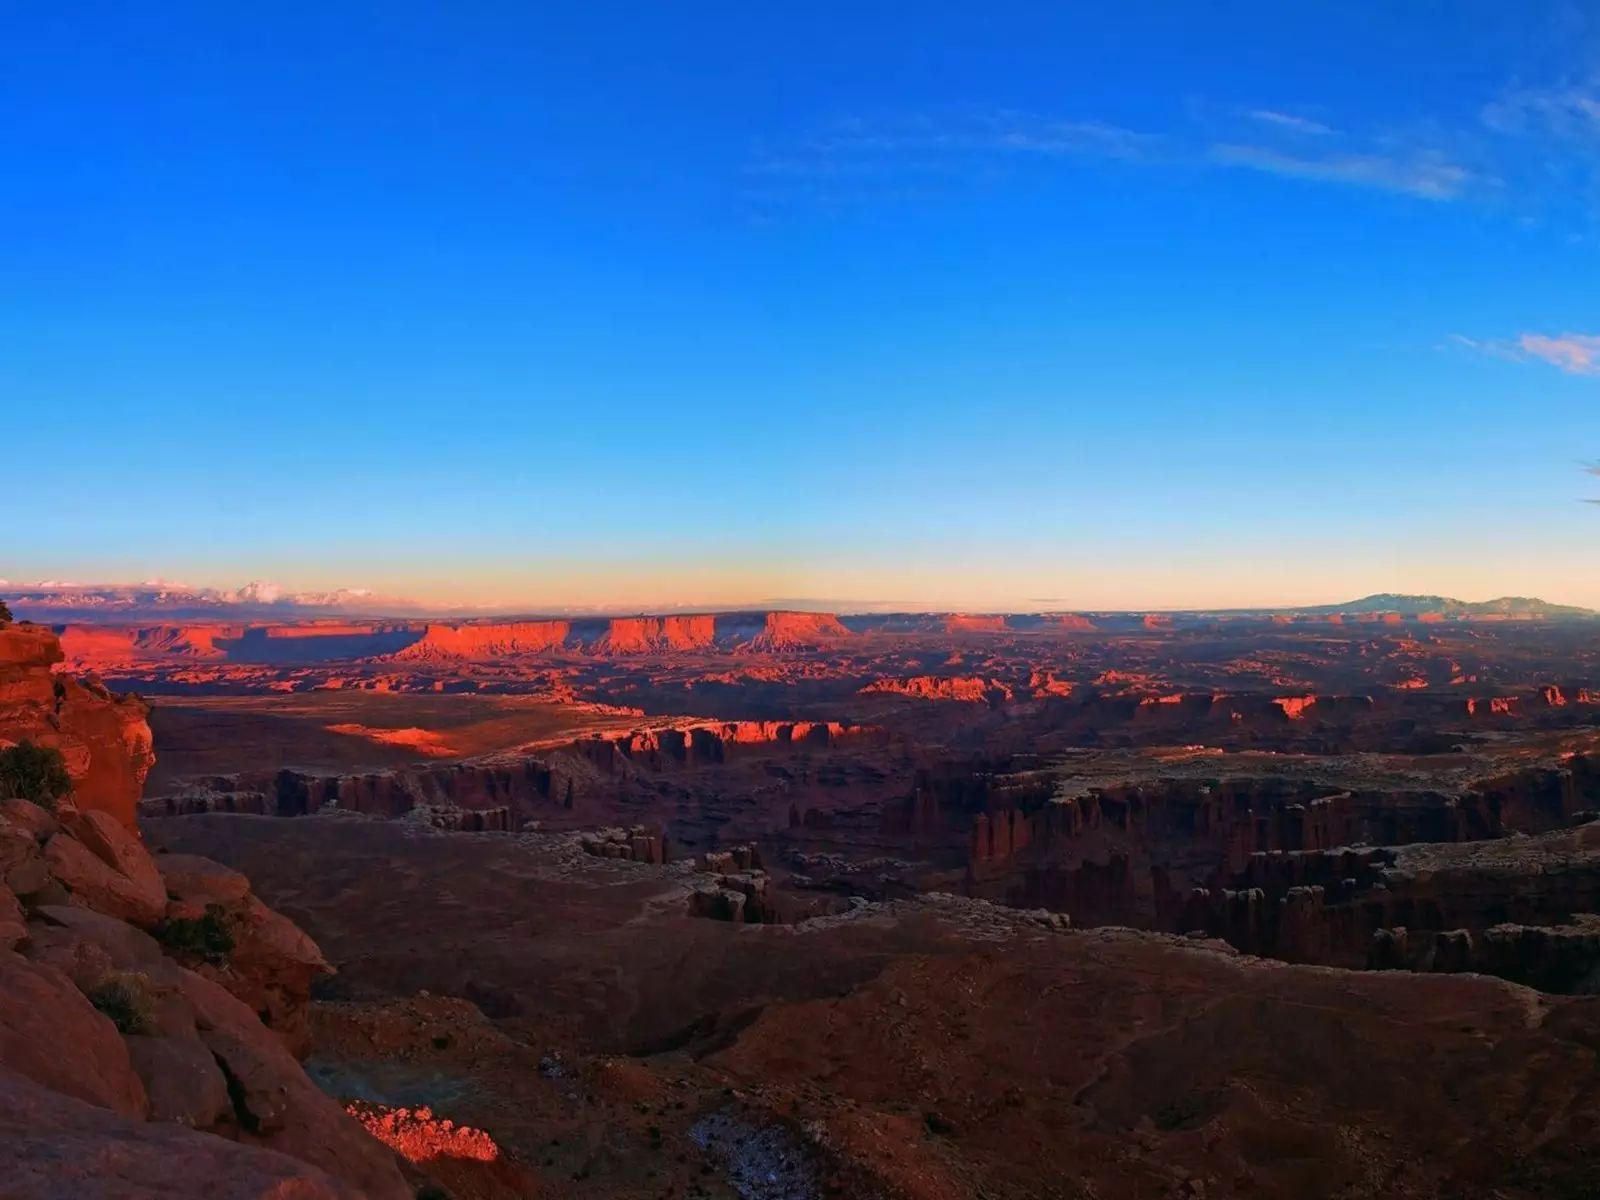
<box><xmin>3</xmin><ymin>1</ymin><xmax>1598</xmax><ymax>609</ymax></box>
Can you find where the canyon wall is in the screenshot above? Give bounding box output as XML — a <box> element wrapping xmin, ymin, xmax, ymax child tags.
<box><xmin>1178</xmin><ymin>820</ymin><xmax>1600</xmax><ymax>989</ymax></box>
<box><xmin>144</xmin><ymin>719</ymin><xmax>875</xmax><ymax>826</ymax></box>
<box><xmin>950</xmin><ymin>753</ymin><xmax>1600</xmax><ymax>985</ymax></box>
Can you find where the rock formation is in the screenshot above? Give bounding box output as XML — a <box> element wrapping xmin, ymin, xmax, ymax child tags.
<box><xmin>390</xmin><ymin>610</ymin><xmax>853</xmax><ymax>660</ymax></box>
<box><xmin>580</xmin><ymin>825</ymin><xmax>668</xmax><ymax>863</ymax></box>
<box><xmin>860</xmin><ymin>675</ymin><xmax>1014</xmax><ymax>703</ymax></box>
<box><xmin>392</xmin><ymin>618</ymin><xmax>573</xmax><ymax>660</ymax></box>
<box><xmin>0</xmin><ymin>796</ymin><xmax>407</xmax><ymax>1196</ymax></box>
<box><xmin>943</xmin><ymin>613</ymin><xmax>1008</xmax><ymax>633</ymax></box>
<box><xmin>143</xmin><ymin>718</ymin><xmax>872</xmax><ymax>831</ymax></box>
<box><xmin>593</xmin><ymin>614</ymin><xmax>718</xmax><ymax>653</ymax></box>
<box><xmin>742</xmin><ymin>610</ymin><xmax>852</xmax><ymax>651</ymax></box>
<box><xmin>0</xmin><ymin>630</ymin><xmax>407</xmax><ymax>1196</ymax></box>
<box><xmin>0</xmin><ymin>622</ymin><xmax>154</xmax><ymax>828</ymax></box>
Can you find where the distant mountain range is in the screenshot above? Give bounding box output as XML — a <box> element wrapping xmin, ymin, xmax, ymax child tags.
<box><xmin>1</xmin><ymin>582</ymin><xmax>1593</xmax><ymax>623</ymax></box>
<box><xmin>0</xmin><ymin>582</ymin><xmax>434</xmax><ymax>621</ymax></box>
<box><xmin>1290</xmin><ymin>594</ymin><xmax>1596</xmax><ymax>618</ymax></box>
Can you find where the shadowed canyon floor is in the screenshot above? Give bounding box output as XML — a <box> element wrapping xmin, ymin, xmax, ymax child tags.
<box><xmin>10</xmin><ymin>606</ymin><xmax>1600</xmax><ymax>1197</ymax></box>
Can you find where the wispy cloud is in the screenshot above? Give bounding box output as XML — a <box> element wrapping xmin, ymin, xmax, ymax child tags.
<box><xmin>1483</xmin><ymin>78</ymin><xmax>1600</xmax><ymax>141</ymax></box>
<box><xmin>741</xmin><ymin>110</ymin><xmax>1170</xmax><ymax>214</ymax></box>
<box><xmin>1447</xmin><ymin>333</ymin><xmax>1525</xmax><ymax>363</ymax></box>
<box><xmin>747</xmin><ymin>105</ymin><xmax>1478</xmax><ymax>212</ymax></box>
<box><xmin>1474</xmin><ymin>75</ymin><xmax>1600</xmax><ymax>227</ymax></box>
<box><xmin>1521</xmin><ymin>332</ymin><xmax>1600</xmax><ymax>374</ymax></box>
<box><xmin>746</xmin><ymin>110</ymin><xmax>1158</xmax><ymax>179</ymax></box>
<box><xmin>1451</xmin><ymin>331</ymin><xmax>1600</xmax><ymax>375</ymax></box>
<box><xmin>1247</xmin><ymin>109</ymin><xmax>1335</xmax><ymax>136</ymax></box>
<box><xmin>1209</xmin><ymin>143</ymin><xmax>1474</xmax><ymax>199</ymax></box>
<box><xmin>747</xmin><ymin>52</ymin><xmax>1600</xmax><ymax>225</ymax></box>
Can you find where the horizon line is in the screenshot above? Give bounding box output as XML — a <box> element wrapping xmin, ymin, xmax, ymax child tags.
<box><xmin>2</xmin><ymin>581</ymin><xmax>1593</xmax><ymax>621</ymax></box>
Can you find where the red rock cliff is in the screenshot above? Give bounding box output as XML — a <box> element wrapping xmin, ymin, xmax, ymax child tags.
<box><xmin>596</xmin><ymin>614</ymin><xmax>717</xmax><ymax>653</ymax></box>
<box><xmin>392</xmin><ymin>611</ymin><xmax>852</xmax><ymax>658</ymax></box>
<box><xmin>393</xmin><ymin>619</ymin><xmax>572</xmax><ymax>660</ymax></box>
<box><xmin>59</xmin><ymin>624</ymin><xmax>233</xmax><ymax>667</ymax></box>
<box><xmin>1050</xmin><ymin>614</ymin><xmax>1097</xmax><ymax>631</ymax></box>
<box><xmin>747</xmin><ymin>610</ymin><xmax>851</xmax><ymax>650</ymax></box>
<box><xmin>0</xmin><ymin>622</ymin><xmax>154</xmax><ymax>828</ymax></box>
<box><xmin>944</xmin><ymin>614</ymin><xmax>1008</xmax><ymax>633</ymax></box>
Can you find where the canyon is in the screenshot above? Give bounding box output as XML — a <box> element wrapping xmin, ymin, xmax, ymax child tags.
<box><xmin>7</xmin><ymin>597</ymin><xmax>1600</xmax><ymax>1197</ymax></box>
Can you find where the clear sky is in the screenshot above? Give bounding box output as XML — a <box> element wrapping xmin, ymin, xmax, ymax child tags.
<box><xmin>4</xmin><ymin>1</ymin><xmax>1598</xmax><ymax>610</ymax></box>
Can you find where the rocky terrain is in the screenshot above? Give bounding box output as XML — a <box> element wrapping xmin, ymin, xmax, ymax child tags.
<box><xmin>8</xmin><ymin>598</ymin><xmax>1600</xmax><ymax>1197</ymax></box>
<box><xmin>0</xmin><ymin>619</ymin><xmax>410</xmax><ymax>1198</ymax></box>
<box><xmin>1</xmin><ymin>620</ymin><xmax>155</xmax><ymax>828</ymax></box>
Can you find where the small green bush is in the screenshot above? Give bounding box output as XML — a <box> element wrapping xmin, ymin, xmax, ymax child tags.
<box><xmin>0</xmin><ymin>741</ymin><xmax>72</xmax><ymax>811</ymax></box>
<box><xmin>88</xmin><ymin>971</ymin><xmax>155</xmax><ymax>1034</ymax></box>
<box><xmin>153</xmin><ymin>903</ymin><xmax>237</xmax><ymax>964</ymax></box>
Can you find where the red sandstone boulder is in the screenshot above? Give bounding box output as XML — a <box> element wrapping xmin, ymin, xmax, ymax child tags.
<box><xmin>34</xmin><ymin>904</ymin><xmax>164</xmax><ymax>970</ymax></box>
<box><xmin>171</xmin><ymin>967</ymin><xmax>409</xmax><ymax>1197</ymax></box>
<box><xmin>2</xmin><ymin>831</ymin><xmax>54</xmax><ymax>903</ymax></box>
<box><xmin>0</xmin><ymin>1067</ymin><xmax>362</xmax><ymax>1199</ymax></box>
<box><xmin>43</xmin><ymin>832</ymin><xmax>165</xmax><ymax>926</ymax></box>
<box><xmin>0</xmin><ymin>952</ymin><xmax>149</xmax><ymax>1118</ymax></box>
<box><xmin>19</xmin><ymin>922</ymin><xmax>117</xmax><ymax>992</ymax></box>
<box><xmin>0</xmin><ymin>798</ymin><xmax>59</xmax><ymax>840</ymax></box>
<box><xmin>124</xmin><ymin>1034</ymin><xmax>233</xmax><ymax>1129</ymax></box>
<box><xmin>155</xmin><ymin>852</ymin><xmax>251</xmax><ymax>906</ymax></box>
<box><xmin>213</xmin><ymin>895</ymin><xmax>331</xmax><ymax>1057</ymax></box>
<box><xmin>155</xmin><ymin>853</ymin><xmax>332</xmax><ymax>1056</ymax></box>
<box><xmin>0</xmin><ymin>884</ymin><xmax>25</xmax><ymax>949</ymax></box>
<box><xmin>64</xmin><ymin>808</ymin><xmax>167</xmax><ymax>910</ymax></box>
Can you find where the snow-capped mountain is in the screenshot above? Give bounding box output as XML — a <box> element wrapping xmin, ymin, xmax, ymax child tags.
<box><xmin>0</xmin><ymin>581</ymin><xmax>429</xmax><ymax>621</ymax></box>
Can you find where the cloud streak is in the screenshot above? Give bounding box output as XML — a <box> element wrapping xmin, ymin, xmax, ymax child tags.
<box><xmin>1452</xmin><ymin>331</ymin><xmax>1600</xmax><ymax>375</ymax></box>
<box><xmin>1483</xmin><ymin>78</ymin><xmax>1600</xmax><ymax>141</ymax></box>
<box><xmin>747</xmin><ymin>105</ymin><xmax>1477</xmax><ymax>211</ymax></box>
<box><xmin>1209</xmin><ymin>143</ymin><xmax>1474</xmax><ymax>199</ymax></box>
<box><xmin>1248</xmin><ymin>109</ymin><xmax>1335</xmax><ymax>136</ymax></box>
<box><xmin>1521</xmin><ymin>333</ymin><xmax>1600</xmax><ymax>374</ymax></box>
<box><xmin>745</xmin><ymin>111</ymin><xmax>1158</xmax><ymax>180</ymax></box>
<box><xmin>748</xmin><ymin>59</ymin><xmax>1600</xmax><ymax>226</ymax></box>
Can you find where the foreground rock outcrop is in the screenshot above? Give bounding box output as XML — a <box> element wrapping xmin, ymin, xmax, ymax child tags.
<box><xmin>0</xmin><ymin>1068</ymin><xmax>370</xmax><ymax>1200</ymax></box>
<box><xmin>0</xmin><ymin>622</ymin><xmax>155</xmax><ymax>828</ymax></box>
<box><xmin>0</xmin><ymin>798</ymin><xmax>407</xmax><ymax>1197</ymax></box>
<box><xmin>0</xmin><ymin>633</ymin><xmax>407</xmax><ymax>1198</ymax></box>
